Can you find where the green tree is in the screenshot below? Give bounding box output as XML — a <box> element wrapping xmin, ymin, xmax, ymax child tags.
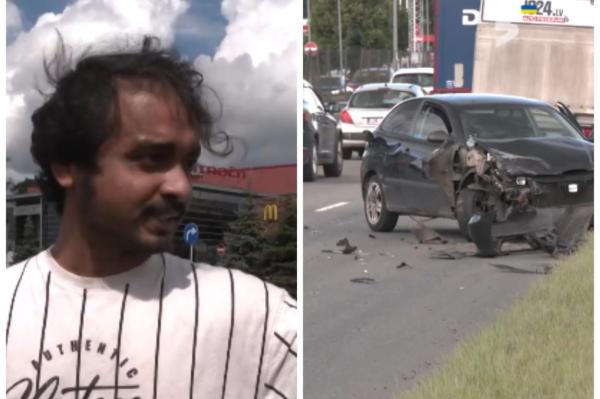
<box><xmin>224</xmin><ymin>195</ymin><xmax>266</xmax><ymax>272</ymax></box>
<box><xmin>258</xmin><ymin>195</ymin><xmax>297</xmax><ymax>298</ymax></box>
<box><xmin>11</xmin><ymin>216</ymin><xmax>40</xmax><ymax>265</ymax></box>
<box><xmin>224</xmin><ymin>195</ymin><xmax>297</xmax><ymax>298</ymax></box>
<box><xmin>311</xmin><ymin>0</ymin><xmax>409</xmax><ymax>50</ymax></box>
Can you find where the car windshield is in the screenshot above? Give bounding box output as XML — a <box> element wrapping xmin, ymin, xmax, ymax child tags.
<box><xmin>459</xmin><ymin>105</ymin><xmax>584</xmax><ymax>140</ymax></box>
<box><xmin>352</xmin><ymin>70</ymin><xmax>389</xmax><ymax>84</ymax></box>
<box><xmin>392</xmin><ymin>73</ymin><xmax>433</xmax><ymax>87</ymax></box>
<box><xmin>319</xmin><ymin>77</ymin><xmax>342</xmax><ymax>90</ymax></box>
<box><xmin>349</xmin><ymin>89</ymin><xmax>415</xmax><ymax>109</ymax></box>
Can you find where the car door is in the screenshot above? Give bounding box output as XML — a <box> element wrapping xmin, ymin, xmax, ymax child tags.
<box><xmin>382</xmin><ymin>101</ymin><xmax>453</xmax><ymax>216</ymax></box>
<box><xmin>376</xmin><ymin>99</ymin><xmax>423</xmax><ymax>212</ymax></box>
<box><xmin>307</xmin><ymin>87</ymin><xmax>337</xmax><ymax>161</ymax></box>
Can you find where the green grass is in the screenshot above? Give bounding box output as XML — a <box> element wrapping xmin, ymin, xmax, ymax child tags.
<box><xmin>397</xmin><ymin>234</ymin><xmax>593</xmax><ymax>399</ymax></box>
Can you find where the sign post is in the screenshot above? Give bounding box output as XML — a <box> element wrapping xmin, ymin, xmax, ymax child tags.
<box><xmin>183</xmin><ymin>223</ymin><xmax>199</xmax><ymax>262</ymax></box>
<box><xmin>216</xmin><ymin>243</ymin><xmax>226</xmax><ymax>257</ymax></box>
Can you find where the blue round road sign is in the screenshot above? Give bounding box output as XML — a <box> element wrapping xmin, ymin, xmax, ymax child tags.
<box><xmin>183</xmin><ymin>223</ymin><xmax>199</xmax><ymax>245</ymax></box>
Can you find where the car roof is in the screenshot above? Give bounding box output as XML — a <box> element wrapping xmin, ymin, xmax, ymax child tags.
<box><xmin>392</xmin><ymin>67</ymin><xmax>433</xmax><ymax>75</ymax></box>
<box><xmin>425</xmin><ymin>93</ymin><xmax>548</xmax><ymax>107</ymax></box>
<box><xmin>355</xmin><ymin>82</ymin><xmax>423</xmax><ymax>93</ymax></box>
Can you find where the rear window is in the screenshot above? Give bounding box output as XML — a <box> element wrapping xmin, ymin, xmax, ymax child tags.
<box><xmin>352</xmin><ymin>70</ymin><xmax>390</xmax><ymax>85</ymax></box>
<box><xmin>349</xmin><ymin>89</ymin><xmax>415</xmax><ymax>109</ymax></box>
<box><xmin>392</xmin><ymin>73</ymin><xmax>433</xmax><ymax>87</ymax></box>
<box><xmin>318</xmin><ymin>77</ymin><xmax>342</xmax><ymax>90</ymax></box>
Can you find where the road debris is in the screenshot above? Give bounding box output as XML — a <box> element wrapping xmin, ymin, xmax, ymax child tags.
<box><xmin>368</xmin><ymin>234</ymin><xmax>376</xmax><ymax>239</ymax></box>
<box><xmin>412</xmin><ymin>222</ymin><xmax>448</xmax><ymax>244</ymax></box>
<box><xmin>429</xmin><ymin>250</ymin><xmax>469</xmax><ymax>260</ymax></box>
<box><xmin>396</xmin><ymin>262</ymin><xmax>413</xmax><ymax>270</ymax></box>
<box><xmin>350</xmin><ymin>277</ymin><xmax>376</xmax><ymax>284</ymax></box>
<box><xmin>337</xmin><ymin>237</ymin><xmax>358</xmax><ymax>254</ymax></box>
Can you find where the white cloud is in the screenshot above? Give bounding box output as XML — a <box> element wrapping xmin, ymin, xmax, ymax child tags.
<box><xmin>6</xmin><ymin>0</ymin><xmax>297</xmax><ymax>178</ymax></box>
<box><xmin>217</xmin><ymin>0</ymin><xmax>296</xmax><ymax>66</ymax></box>
<box><xmin>7</xmin><ymin>1</ymin><xmax>22</xmax><ymax>30</ymax></box>
<box><xmin>6</xmin><ymin>0</ymin><xmax>190</xmax><ymax>178</ymax></box>
<box><xmin>196</xmin><ymin>0</ymin><xmax>297</xmax><ymax>167</ymax></box>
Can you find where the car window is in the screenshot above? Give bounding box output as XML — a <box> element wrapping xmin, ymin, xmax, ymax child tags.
<box><xmin>392</xmin><ymin>73</ymin><xmax>434</xmax><ymax>87</ymax></box>
<box><xmin>459</xmin><ymin>105</ymin><xmax>582</xmax><ymax>140</ymax></box>
<box><xmin>529</xmin><ymin>107</ymin><xmax>583</xmax><ymax>138</ymax></box>
<box><xmin>349</xmin><ymin>89</ymin><xmax>415</xmax><ymax>109</ymax></box>
<box><xmin>303</xmin><ymin>86</ymin><xmax>324</xmax><ymax>113</ymax></box>
<box><xmin>380</xmin><ymin>100</ymin><xmax>421</xmax><ymax>136</ymax></box>
<box><xmin>414</xmin><ymin>105</ymin><xmax>451</xmax><ymax>140</ymax></box>
<box><xmin>319</xmin><ymin>77</ymin><xmax>342</xmax><ymax>90</ymax></box>
<box><xmin>352</xmin><ymin>70</ymin><xmax>390</xmax><ymax>84</ymax></box>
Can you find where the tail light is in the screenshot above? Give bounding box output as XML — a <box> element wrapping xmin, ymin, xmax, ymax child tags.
<box><xmin>340</xmin><ymin>110</ymin><xmax>354</xmax><ymax>124</ymax></box>
<box><xmin>582</xmin><ymin>126</ymin><xmax>593</xmax><ymax>138</ymax></box>
<box><xmin>303</xmin><ymin>111</ymin><xmax>310</xmax><ymax>122</ymax></box>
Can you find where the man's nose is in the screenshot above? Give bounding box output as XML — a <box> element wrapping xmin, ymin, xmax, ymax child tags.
<box><xmin>161</xmin><ymin>165</ymin><xmax>192</xmax><ymax>203</ymax></box>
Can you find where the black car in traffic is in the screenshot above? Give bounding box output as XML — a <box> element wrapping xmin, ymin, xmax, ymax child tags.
<box><xmin>304</xmin><ymin>80</ymin><xmax>344</xmax><ymax>181</ymax></box>
<box><xmin>360</xmin><ymin>94</ymin><xmax>593</xmax><ymax>256</ymax></box>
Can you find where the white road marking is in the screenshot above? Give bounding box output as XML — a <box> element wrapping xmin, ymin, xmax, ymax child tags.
<box><xmin>315</xmin><ymin>202</ymin><xmax>349</xmax><ymax>212</ymax></box>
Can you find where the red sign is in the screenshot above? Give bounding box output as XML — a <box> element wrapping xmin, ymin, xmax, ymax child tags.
<box><xmin>216</xmin><ymin>243</ymin><xmax>226</xmax><ymax>256</ymax></box>
<box><xmin>304</xmin><ymin>41</ymin><xmax>318</xmax><ymax>55</ymax></box>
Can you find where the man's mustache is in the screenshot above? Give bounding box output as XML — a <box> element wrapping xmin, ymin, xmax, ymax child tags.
<box><xmin>142</xmin><ymin>200</ymin><xmax>186</xmax><ymax>219</ymax></box>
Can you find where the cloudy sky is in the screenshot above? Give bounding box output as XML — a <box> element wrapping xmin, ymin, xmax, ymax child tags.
<box><xmin>6</xmin><ymin>0</ymin><xmax>297</xmax><ymax>181</ymax></box>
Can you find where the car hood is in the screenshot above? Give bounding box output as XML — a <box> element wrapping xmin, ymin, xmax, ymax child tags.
<box><xmin>476</xmin><ymin>137</ymin><xmax>594</xmax><ymax>176</ymax></box>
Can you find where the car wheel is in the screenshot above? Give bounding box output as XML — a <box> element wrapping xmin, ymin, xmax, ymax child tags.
<box><xmin>342</xmin><ymin>148</ymin><xmax>353</xmax><ymax>160</ymax></box>
<box><xmin>457</xmin><ymin>188</ymin><xmax>502</xmax><ymax>256</ymax></box>
<box><xmin>323</xmin><ymin>136</ymin><xmax>343</xmax><ymax>177</ymax></box>
<box><xmin>304</xmin><ymin>137</ymin><xmax>318</xmax><ymax>182</ymax></box>
<box><xmin>468</xmin><ymin>211</ymin><xmax>503</xmax><ymax>257</ymax></box>
<box><xmin>364</xmin><ymin>175</ymin><xmax>398</xmax><ymax>232</ymax></box>
<box><xmin>455</xmin><ymin>188</ymin><xmax>482</xmax><ymax>241</ymax></box>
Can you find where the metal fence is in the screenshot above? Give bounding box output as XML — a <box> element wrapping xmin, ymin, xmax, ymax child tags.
<box><xmin>304</xmin><ymin>47</ymin><xmax>434</xmax><ymax>86</ymax></box>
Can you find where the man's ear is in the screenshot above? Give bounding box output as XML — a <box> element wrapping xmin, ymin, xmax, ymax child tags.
<box><xmin>50</xmin><ymin>163</ymin><xmax>76</xmax><ymax>188</ymax></box>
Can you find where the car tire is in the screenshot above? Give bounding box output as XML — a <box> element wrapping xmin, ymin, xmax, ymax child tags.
<box><xmin>457</xmin><ymin>189</ymin><xmax>502</xmax><ymax>256</ymax></box>
<box><xmin>468</xmin><ymin>211</ymin><xmax>503</xmax><ymax>257</ymax></box>
<box><xmin>342</xmin><ymin>148</ymin><xmax>353</xmax><ymax>160</ymax></box>
<box><xmin>304</xmin><ymin>136</ymin><xmax>318</xmax><ymax>182</ymax></box>
<box><xmin>455</xmin><ymin>189</ymin><xmax>481</xmax><ymax>241</ymax></box>
<box><xmin>323</xmin><ymin>136</ymin><xmax>343</xmax><ymax>177</ymax></box>
<box><xmin>364</xmin><ymin>175</ymin><xmax>398</xmax><ymax>232</ymax></box>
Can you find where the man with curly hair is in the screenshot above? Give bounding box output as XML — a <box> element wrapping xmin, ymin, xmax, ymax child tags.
<box><xmin>6</xmin><ymin>36</ymin><xmax>296</xmax><ymax>399</ymax></box>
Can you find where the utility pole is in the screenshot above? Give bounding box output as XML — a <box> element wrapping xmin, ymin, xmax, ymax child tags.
<box><xmin>307</xmin><ymin>0</ymin><xmax>312</xmax><ymax>42</ymax></box>
<box><xmin>336</xmin><ymin>0</ymin><xmax>343</xmax><ymax>75</ymax></box>
<box><xmin>392</xmin><ymin>0</ymin><xmax>398</xmax><ymax>69</ymax></box>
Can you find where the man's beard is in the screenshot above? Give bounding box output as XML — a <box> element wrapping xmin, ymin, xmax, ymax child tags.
<box><xmin>77</xmin><ymin>174</ymin><xmax>184</xmax><ymax>256</ymax></box>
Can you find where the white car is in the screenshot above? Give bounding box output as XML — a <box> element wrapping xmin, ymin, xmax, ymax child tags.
<box><xmin>337</xmin><ymin>83</ymin><xmax>425</xmax><ymax>159</ymax></box>
<box><xmin>390</xmin><ymin>67</ymin><xmax>434</xmax><ymax>94</ymax></box>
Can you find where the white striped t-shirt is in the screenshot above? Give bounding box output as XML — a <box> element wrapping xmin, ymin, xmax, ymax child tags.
<box><xmin>6</xmin><ymin>250</ymin><xmax>296</xmax><ymax>399</ymax></box>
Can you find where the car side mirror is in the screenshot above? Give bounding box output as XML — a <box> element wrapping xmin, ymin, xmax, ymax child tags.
<box><xmin>363</xmin><ymin>130</ymin><xmax>375</xmax><ymax>144</ymax></box>
<box><xmin>427</xmin><ymin>130</ymin><xmax>449</xmax><ymax>143</ymax></box>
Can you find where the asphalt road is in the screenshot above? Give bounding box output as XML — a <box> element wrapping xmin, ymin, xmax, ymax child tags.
<box><xmin>303</xmin><ymin>159</ymin><xmax>554</xmax><ymax>399</ymax></box>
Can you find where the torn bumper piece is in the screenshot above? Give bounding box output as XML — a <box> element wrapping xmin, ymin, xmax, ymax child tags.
<box><xmin>469</xmin><ymin>205</ymin><xmax>593</xmax><ymax>256</ymax></box>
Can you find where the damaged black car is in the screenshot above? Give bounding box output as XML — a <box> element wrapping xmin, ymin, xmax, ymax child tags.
<box><xmin>361</xmin><ymin>94</ymin><xmax>593</xmax><ymax>257</ymax></box>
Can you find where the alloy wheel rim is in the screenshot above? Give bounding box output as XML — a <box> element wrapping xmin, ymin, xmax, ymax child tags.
<box><xmin>366</xmin><ymin>182</ymin><xmax>383</xmax><ymax>224</ymax></box>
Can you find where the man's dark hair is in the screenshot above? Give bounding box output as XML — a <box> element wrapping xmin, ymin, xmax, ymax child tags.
<box><xmin>31</xmin><ymin>35</ymin><xmax>220</xmax><ymax>213</ymax></box>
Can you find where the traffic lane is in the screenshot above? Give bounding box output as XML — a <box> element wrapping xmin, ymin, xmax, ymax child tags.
<box><xmin>304</xmin><ymin>221</ymin><xmax>551</xmax><ymax>398</ymax></box>
<box><xmin>304</xmin><ymin>171</ymin><xmax>552</xmax><ymax>398</ymax></box>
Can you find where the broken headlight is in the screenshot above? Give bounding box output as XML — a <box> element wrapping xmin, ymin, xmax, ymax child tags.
<box><xmin>515</xmin><ymin>177</ymin><xmax>527</xmax><ymax>186</ymax></box>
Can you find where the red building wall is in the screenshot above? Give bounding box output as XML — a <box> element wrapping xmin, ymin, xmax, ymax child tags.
<box><xmin>190</xmin><ymin>164</ymin><xmax>297</xmax><ymax>195</ymax></box>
